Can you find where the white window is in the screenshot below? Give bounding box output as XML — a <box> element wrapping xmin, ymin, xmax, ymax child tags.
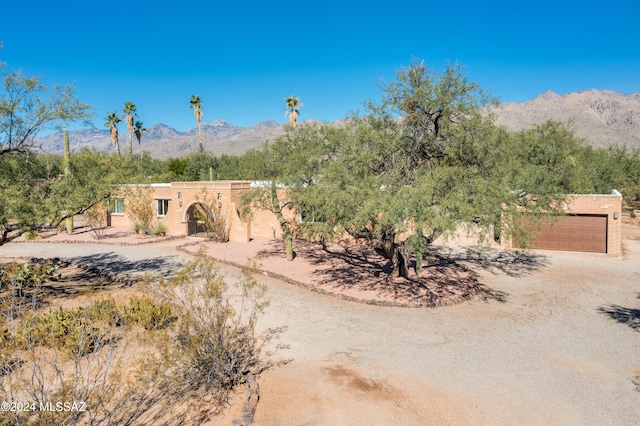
<box><xmin>300</xmin><ymin>205</ymin><xmax>323</xmax><ymax>224</ymax></box>
<box><xmin>157</xmin><ymin>199</ymin><xmax>170</xmax><ymax>216</ymax></box>
<box><xmin>110</xmin><ymin>198</ymin><xmax>125</xmax><ymax>214</ymax></box>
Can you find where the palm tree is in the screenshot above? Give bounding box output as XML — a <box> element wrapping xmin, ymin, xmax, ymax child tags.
<box><xmin>104</xmin><ymin>112</ymin><xmax>121</xmax><ymax>157</ymax></box>
<box><xmin>122</xmin><ymin>101</ymin><xmax>138</xmax><ymax>160</ymax></box>
<box><xmin>189</xmin><ymin>95</ymin><xmax>203</xmax><ymax>153</ymax></box>
<box><xmin>284</xmin><ymin>94</ymin><xmax>303</xmax><ymax>127</ymax></box>
<box><xmin>134</xmin><ymin>120</ymin><xmax>147</xmax><ymax>161</ymax></box>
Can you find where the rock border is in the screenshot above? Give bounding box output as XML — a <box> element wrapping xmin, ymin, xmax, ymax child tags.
<box><xmin>12</xmin><ymin>234</ymin><xmax>187</xmax><ymax>246</ymax></box>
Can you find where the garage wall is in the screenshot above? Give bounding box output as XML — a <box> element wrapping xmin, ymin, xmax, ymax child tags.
<box><xmin>521</xmin><ymin>214</ymin><xmax>608</xmax><ymax>253</ymax></box>
<box><xmin>564</xmin><ymin>193</ymin><xmax>622</xmax><ymax>255</ymax></box>
<box><xmin>509</xmin><ymin>192</ymin><xmax>622</xmax><ymax>256</ymax></box>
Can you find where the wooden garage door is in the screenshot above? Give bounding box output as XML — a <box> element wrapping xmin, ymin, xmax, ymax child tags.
<box><xmin>515</xmin><ymin>214</ymin><xmax>608</xmax><ymax>253</ymax></box>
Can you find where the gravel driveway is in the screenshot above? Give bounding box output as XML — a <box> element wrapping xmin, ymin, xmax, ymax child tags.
<box><xmin>2</xmin><ymin>225</ymin><xmax>639</xmax><ymax>425</ymax></box>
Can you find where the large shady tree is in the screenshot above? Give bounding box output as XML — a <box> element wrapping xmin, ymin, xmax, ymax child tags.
<box><xmin>0</xmin><ymin>70</ymin><xmax>91</xmax><ymax>157</ymax></box>
<box><xmin>242</xmin><ymin>123</ymin><xmax>329</xmax><ymax>261</ymax></box>
<box><xmin>303</xmin><ymin>61</ymin><xmax>581</xmax><ymax>278</ymax></box>
<box><xmin>0</xmin><ymin>61</ymin><xmax>92</xmax><ymax>243</ymax></box>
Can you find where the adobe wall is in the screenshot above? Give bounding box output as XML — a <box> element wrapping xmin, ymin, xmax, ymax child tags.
<box><xmin>108</xmin><ymin>181</ymin><xmax>293</xmax><ymax>243</ymax></box>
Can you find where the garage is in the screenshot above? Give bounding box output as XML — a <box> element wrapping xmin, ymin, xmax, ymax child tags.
<box><xmin>514</xmin><ymin>214</ymin><xmax>608</xmax><ymax>253</ymax></box>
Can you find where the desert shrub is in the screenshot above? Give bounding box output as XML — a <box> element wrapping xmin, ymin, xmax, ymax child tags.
<box><xmin>23</xmin><ymin>230</ymin><xmax>38</xmax><ymax>240</ymax></box>
<box><xmin>0</xmin><ymin>262</ymin><xmax>60</xmax><ymax>311</ymax></box>
<box><xmin>1</xmin><ymin>319</ymin><xmax>126</xmax><ymax>425</ymax></box>
<box><xmin>193</xmin><ymin>190</ymin><xmax>229</xmax><ymax>242</ymax></box>
<box><xmin>0</xmin><ymin>257</ymin><xmax>280</xmax><ymax>424</ymax></box>
<box><xmin>0</xmin><ymin>297</ymin><xmax>170</xmax><ymax>425</ymax></box>
<box><xmin>14</xmin><ymin>307</ymin><xmax>110</xmax><ymax>357</ymax></box>
<box><xmin>9</xmin><ymin>298</ymin><xmax>172</xmax><ymax>356</ymax></box>
<box><xmin>89</xmin><ymin>298</ymin><xmax>127</xmax><ymax>326</ymax></box>
<box><xmin>83</xmin><ymin>203</ymin><xmax>108</xmax><ymax>240</ymax></box>
<box><xmin>152</xmin><ymin>221</ymin><xmax>167</xmax><ymax>237</ymax></box>
<box><xmin>127</xmin><ymin>296</ymin><xmax>172</xmax><ymax>330</ymax></box>
<box><xmin>154</xmin><ymin>253</ymin><xmax>272</xmax><ymax>414</ymax></box>
<box><xmin>125</xmin><ymin>187</ymin><xmax>154</xmax><ymax>235</ymax></box>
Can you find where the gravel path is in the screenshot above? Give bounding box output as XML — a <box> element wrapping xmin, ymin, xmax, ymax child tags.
<box><xmin>2</xmin><ymin>226</ymin><xmax>640</xmax><ymax>425</ymax></box>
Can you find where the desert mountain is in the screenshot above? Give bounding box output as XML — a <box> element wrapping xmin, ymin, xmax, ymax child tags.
<box><xmin>35</xmin><ymin>120</ymin><xmax>285</xmax><ymax>159</ymax></box>
<box><xmin>491</xmin><ymin>89</ymin><xmax>640</xmax><ymax>148</ymax></box>
<box><xmin>34</xmin><ymin>90</ymin><xmax>640</xmax><ymax>158</ymax></box>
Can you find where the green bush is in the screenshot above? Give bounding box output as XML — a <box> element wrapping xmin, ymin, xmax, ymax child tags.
<box><xmin>127</xmin><ymin>296</ymin><xmax>173</xmax><ymax>330</ymax></box>
<box><xmin>0</xmin><ymin>262</ymin><xmax>60</xmax><ymax>295</ymax></box>
<box><xmin>152</xmin><ymin>222</ymin><xmax>167</xmax><ymax>237</ymax></box>
<box><xmin>15</xmin><ymin>307</ymin><xmax>108</xmax><ymax>356</ymax></box>
<box><xmin>23</xmin><ymin>230</ymin><xmax>38</xmax><ymax>240</ymax></box>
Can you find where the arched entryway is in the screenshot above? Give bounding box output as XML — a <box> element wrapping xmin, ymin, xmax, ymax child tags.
<box><xmin>185</xmin><ymin>202</ymin><xmax>209</xmax><ymax>236</ymax></box>
<box><xmin>185</xmin><ymin>202</ymin><xmax>228</xmax><ymax>241</ymax></box>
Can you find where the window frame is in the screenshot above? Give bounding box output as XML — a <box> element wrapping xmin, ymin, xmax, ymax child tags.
<box><xmin>156</xmin><ymin>199</ymin><xmax>170</xmax><ymax>217</ymax></box>
<box><xmin>110</xmin><ymin>198</ymin><xmax>125</xmax><ymax>215</ymax></box>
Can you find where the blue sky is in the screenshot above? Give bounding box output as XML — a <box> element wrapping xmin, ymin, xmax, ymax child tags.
<box><xmin>1</xmin><ymin>0</ymin><xmax>639</xmax><ymax>133</ymax></box>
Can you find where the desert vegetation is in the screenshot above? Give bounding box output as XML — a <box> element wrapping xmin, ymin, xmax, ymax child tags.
<box><xmin>0</xmin><ymin>253</ymin><xmax>276</xmax><ymax>425</ymax></box>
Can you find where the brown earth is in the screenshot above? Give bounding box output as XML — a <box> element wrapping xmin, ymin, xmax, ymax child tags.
<box><xmin>2</xmin><ymin>216</ymin><xmax>640</xmax><ymax>425</ymax></box>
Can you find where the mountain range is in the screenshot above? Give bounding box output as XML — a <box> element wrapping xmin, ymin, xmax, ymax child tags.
<box><xmin>492</xmin><ymin>89</ymin><xmax>640</xmax><ymax>148</ymax></box>
<box><xmin>34</xmin><ymin>89</ymin><xmax>640</xmax><ymax>158</ymax></box>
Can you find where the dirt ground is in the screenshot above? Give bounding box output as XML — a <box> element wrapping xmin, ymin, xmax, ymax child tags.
<box><xmin>223</xmin><ymin>218</ymin><xmax>640</xmax><ymax>425</ymax></box>
<box><xmin>2</xmin><ymin>217</ymin><xmax>640</xmax><ymax>425</ymax></box>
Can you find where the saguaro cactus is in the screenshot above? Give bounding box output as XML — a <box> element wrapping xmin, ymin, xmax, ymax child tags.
<box><xmin>64</xmin><ymin>129</ymin><xmax>73</xmax><ymax>234</ymax></box>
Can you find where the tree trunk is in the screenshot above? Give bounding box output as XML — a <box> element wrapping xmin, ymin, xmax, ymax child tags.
<box><xmin>111</xmin><ymin>126</ymin><xmax>120</xmax><ymax>157</ymax></box>
<box><xmin>271</xmin><ymin>180</ymin><xmax>293</xmax><ymax>261</ymax></box>
<box><xmin>379</xmin><ymin>228</ymin><xmax>408</xmax><ymax>278</ymax></box>
<box><xmin>127</xmin><ymin>114</ymin><xmax>134</xmax><ymax>160</ymax></box>
<box><xmin>128</xmin><ymin>131</ymin><xmax>133</xmax><ymax>159</ymax></box>
<box><xmin>415</xmin><ymin>233</ymin><xmax>423</xmax><ymax>274</ymax></box>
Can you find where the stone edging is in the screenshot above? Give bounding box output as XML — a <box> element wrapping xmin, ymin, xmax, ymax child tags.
<box><xmin>12</xmin><ymin>234</ymin><xmax>187</xmax><ymax>246</ymax></box>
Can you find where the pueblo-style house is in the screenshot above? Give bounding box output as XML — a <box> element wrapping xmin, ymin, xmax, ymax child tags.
<box><xmin>108</xmin><ymin>181</ymin><xmax>623</xmax><ymax>256</ymax></box>
<box><xmin>108</xmin><ymin>181</ymin><xmax>296</xmax><ymax>243</ymax></box>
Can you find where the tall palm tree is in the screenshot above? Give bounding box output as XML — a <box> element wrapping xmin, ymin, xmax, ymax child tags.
<box><xmin>122</xmin><ymin>101</ymin><xmax>138</xmax><ymax>160</ymax></box>
<box><xmin>134</xmin><ymin>120</ymin><xmax>147</xmax><ymax>161</ymax></box>
<box><xmin>284</xmin><ymin>94</ymin><xmax>303</xmax><ymax>127</ymax></box>
<box><xmin>189</xmin><ymin>95</ymin><xmax>203</xmax><ymax>153</ymax></box>
<box><xmin>104</xmin><ymin>112</ymin><xmax>121</xmax><ymax>157</ymax></box>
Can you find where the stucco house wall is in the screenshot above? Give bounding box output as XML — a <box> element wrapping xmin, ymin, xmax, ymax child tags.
<box><xmin>108</xmin><ymin>181</ymin><xmax>295</xmax><ymax>243</ymax></box>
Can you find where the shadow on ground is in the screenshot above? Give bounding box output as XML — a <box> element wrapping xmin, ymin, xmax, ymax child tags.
<box><xmin>257</xmin><ymin>240</ymin><xmax>526</xmax><ymax>305</ymax></box>
<box><xmin>429</xmin><ymin>246</ymin><xmax>550</xmax><ymax>277</ymax></box>
<box><xmin>597</xmin><ymin>294</ymin><xmax>640</xmax><ymax>332</ymax></box>
<box><xmin>69</xmin><ymin>252</ymin><xmax>184</xmax><ymax>280</ymax></box>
